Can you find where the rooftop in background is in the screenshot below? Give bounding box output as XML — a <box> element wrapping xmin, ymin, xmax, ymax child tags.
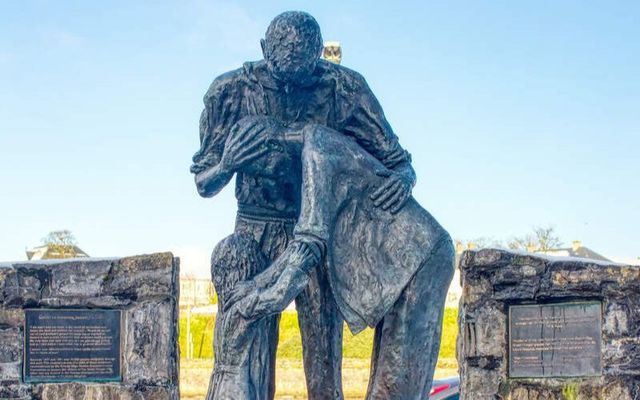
<box><xmin>539</xmin><ymin>240</ymin><xmax>610</xmax><ymax>262</ymax></box>
<box><xmin>25</xmin><ymin>245</ymin><xmax>89</xmax><ymax>261</ymax></box>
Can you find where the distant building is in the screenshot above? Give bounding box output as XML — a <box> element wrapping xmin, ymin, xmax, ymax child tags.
<box><xmin>322</xmin><ymin>41</ymin><xmax>342</xmax><ymax>64</ymax></box>
<box><xmin>180</xmin><ymin>277</ymin><xmax>214</xmax><ymax>308</ymax></box>
<box><xmin>25</xmin><ymin>245</ymin><xmax>89</xmax><ymax>260</ymax></box>
<box><xmin>538</xmin><ymin>240</ymin><xmax>610</xmax><ymax>262</ymax></box>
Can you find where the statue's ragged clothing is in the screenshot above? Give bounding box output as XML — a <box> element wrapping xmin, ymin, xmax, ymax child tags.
<box><xmin>295</xmin><ymin>126</ymin><xmax>452</xmax><ymax>333</ymax></box>
<box><xmin>296</xmin><ymin>126</ymin><xmax>455</xmax><ymax>398</ymax></box>
<box><xmin>191</xmin><ymin>59</ymin><xmax>414</xmax><ymax>218</ymax></box>
<box><xmin>231</xmin><ymin>125</ymin><xmax>454</xmax><ymax>398</ymax></box>
<box><xmin>193</xmin><ymin>10</ymin><xmax>454</xmax><ymax>400</ymax></box>
<box><xmin>192</xmin><ymin>59</ymin><xmax>417</xmax><ymax>400</ymax></box>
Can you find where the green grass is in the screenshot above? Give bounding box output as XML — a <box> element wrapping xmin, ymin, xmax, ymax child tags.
<box><xmin>439</xmin><ymin>307</ymin><xmax>458</xmax><ymax>359</ymax></box>
<box><xmin>180</xmin><ymin>307</ymin><xmax>459</xmax><ymax>362</ymax></box>
<box><xmin>275</xmin><ymin>312</ymin><xmax>303</xmax><ymax>359</ymax></box>
<box><xmin>179</xmin><ymin>313</ymin><xmax>215</xmax><ymax>358</ymax></box>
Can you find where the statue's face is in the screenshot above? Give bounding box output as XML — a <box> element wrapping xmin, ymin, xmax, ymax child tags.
<box><xmin>322</xmin><ymin>42</ymin><xmax>342</xmax><ymax>65</ymax></box>
<box><xmin>262</xmin><ymin>31</ymin><xmax>321</xmax><ymax>85</ymax></box>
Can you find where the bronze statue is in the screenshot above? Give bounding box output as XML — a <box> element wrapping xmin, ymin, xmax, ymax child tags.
<box><xmin>191</xmin><ymin>11</ymin><xmax>453</xmax><ymax>400</ymax></box>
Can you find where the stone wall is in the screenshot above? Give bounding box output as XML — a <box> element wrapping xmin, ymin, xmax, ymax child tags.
<box><xmin>457</xmin><ymin>249</ymin><xmax>640</xmax><ymax>400</ymax></box>
<box><xmin>0</xmin><ymin>253</ymin><xmax>180</xmax><ymax>400</ymax></box>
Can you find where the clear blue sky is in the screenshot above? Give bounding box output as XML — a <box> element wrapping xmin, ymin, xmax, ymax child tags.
<box><xmin>1</xmin><ymin>1</ymin><xmax>638</xmax><ymax>274</ymax></box>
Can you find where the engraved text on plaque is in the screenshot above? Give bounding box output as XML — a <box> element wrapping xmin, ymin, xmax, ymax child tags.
<box><xmin>24</xmin><ymin>309</ymin><xmax>122</xmax><ymax>383</ymax></box>
<box><xmin>509</xmin><ymin>301</ymin><xmax>602</xmax><ymax>378</ymax></box>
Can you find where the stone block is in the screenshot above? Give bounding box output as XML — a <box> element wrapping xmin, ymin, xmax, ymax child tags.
<box><xmin>0</xmin><ymin>253</ymin><xmax>180</xmax><ymax>400</ymax></box>
<box><xmin>457</xmin><ymin>249</ymin><xmax>640</xmax><ymax>399</ymax></box>
<box><xmin>0</xmin><ymin>327</ymin><xmax>22</xmax><ymax>381</ymax></box>
<box><xmin>103</xmin><ymin>253</ymin><xmax>176</xmax><ymax>301</ymax></box>
<box><xmin>123</xmin><ymin>300</ymin><xmax>178</xmax><ymax>386</ymax></box>
<box><xmin>0</xmin><ymin>308</ymin><xmax>24</xmax><ymax>328</ymax></box>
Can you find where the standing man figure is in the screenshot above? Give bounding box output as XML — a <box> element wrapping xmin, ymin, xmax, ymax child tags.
<box><xmin>192</xmin><ymin>11</ymin><xmax>417</xmax><ymax>399</ymax></box>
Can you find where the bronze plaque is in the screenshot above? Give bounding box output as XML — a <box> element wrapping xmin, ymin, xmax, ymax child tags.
<box><xmin>24</xmin><ymin>309</ymin><xmax>122</xmax><ymax>383</ymax></box>
<box><xmin>509</xmin><ymin>301</ymin><xmax>602</xmax><ymax>378</ymax></box>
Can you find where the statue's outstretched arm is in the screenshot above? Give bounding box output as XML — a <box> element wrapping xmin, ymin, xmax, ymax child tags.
<box><xmin>229</xmin><ymin>239</ymin><xmax>323</xmax><ymax>319</ymax></box>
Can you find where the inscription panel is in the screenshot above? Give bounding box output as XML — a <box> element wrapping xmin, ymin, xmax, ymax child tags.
<box><xmin>508</xmin><ymin>302</ymin><xmax>602</xmax><ymax>378</ymax></box>
<box><xmin>24</xmin><ymin>309</ymin><xmax>121</xmax><ymax>383</ymax></box>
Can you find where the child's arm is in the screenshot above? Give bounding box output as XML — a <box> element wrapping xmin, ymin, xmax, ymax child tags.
<box><xmin>232</xmin><ymin>238</ymin><xmax>322</xmax><ymax>320</ymax></box>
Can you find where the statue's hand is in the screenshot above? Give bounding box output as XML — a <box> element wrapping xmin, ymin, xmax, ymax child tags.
<box><xmin>370</xmin><ymin>168</ymin><xmax>413</xmax><ymax>214</ymax></box>
<box><xmin>222</xmin><ymin>280</ymin><xmax>256</xmax><ymax>313</ymax></box>
<box><xmin>232</xmin><ymin>291</ymin><xmax>260</xmax><ymax>320</ymax></box>
<box><xmin>220</xmin><ymin>116</ymin><xmax>280</xmax><ymax>172</ymax></box>
<box><xmin>288</xmin><ymin>239</ymin><xmax>322</xmax><ymax>270</ymax></box>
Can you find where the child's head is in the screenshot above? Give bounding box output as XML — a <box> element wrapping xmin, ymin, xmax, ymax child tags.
<box><xmin>211</xmin><ymin>232</ymin><xmax>267</xmax><ymax>309</ymax></box>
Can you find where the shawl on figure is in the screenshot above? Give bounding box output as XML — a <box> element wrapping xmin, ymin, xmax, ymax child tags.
<box><xmin>294</xmin><ymin>126</ymin><xmax>451</xmax><ymax>334</ymax></box>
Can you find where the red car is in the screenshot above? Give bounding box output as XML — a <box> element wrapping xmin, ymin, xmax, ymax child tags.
<box><xmin>429</xmin><ymin>376</ymin><xmax>460</xmax><ymax>400</ymax></box>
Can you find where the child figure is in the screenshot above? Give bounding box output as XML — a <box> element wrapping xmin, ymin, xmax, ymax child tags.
<box><xmin>207</xmin><ymin>232</ymin><xmax>321</xmax><ymax>400</ymax></box>
<box><xmin>206</xmin><ymin>232</ymin><xmax>274</xmax><ymax>400</ymax></box>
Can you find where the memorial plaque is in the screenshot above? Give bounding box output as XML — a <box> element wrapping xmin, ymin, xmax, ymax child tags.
<box><xmin>24</xmin><ymin>309</ymin><xmax>122</xmax><ymax>383</ymax></box>
<box><xmin>508</xmin><ymin>301</ymin><xmax>602</xmax><ymax>378</ymax></box>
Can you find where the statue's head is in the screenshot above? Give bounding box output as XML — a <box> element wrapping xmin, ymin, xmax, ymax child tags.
<box><xmin>261</xmin><ymin>11</ymin><xmax>323</xmax><ymax>85</ymax></box>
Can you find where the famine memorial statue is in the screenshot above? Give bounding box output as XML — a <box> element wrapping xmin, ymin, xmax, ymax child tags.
<box><xmin>190</xmin><ymin>11</ymin><xmax>454</xmax><ymax>400</ymax></box>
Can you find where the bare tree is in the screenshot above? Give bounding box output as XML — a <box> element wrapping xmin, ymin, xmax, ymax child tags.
<box><xmin>41</xmin><ymin>230</ymin><xmax>79</xmax><ymax>259</ymax></box>
<box><xmin>508</xmin><ymin>225</ymin><xmax>563</xmax><ymax>252</ymax></box>
<box><xmin>532</xmin><ymin>226</ymin><xmax>563</xmax><ymax>251</ymax></box>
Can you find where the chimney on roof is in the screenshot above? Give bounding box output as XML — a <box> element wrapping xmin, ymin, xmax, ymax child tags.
<box><xmin>572</xmin><ymin>240</ymin><xmax>582</xmax><ymax>252</ymax></box>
